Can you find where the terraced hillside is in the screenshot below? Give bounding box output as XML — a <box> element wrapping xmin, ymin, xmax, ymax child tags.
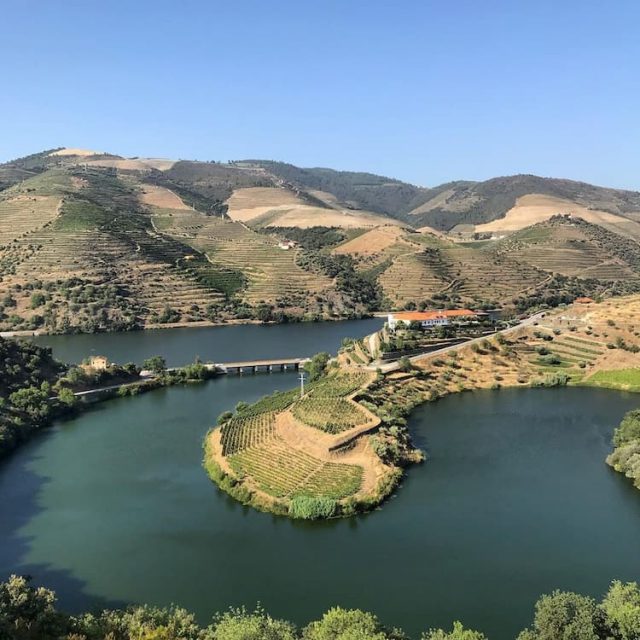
<box><xmin>151</xmin><ymin>209</ymin><xmax>334</xmax><ymax>308</ymax></box>
<box><xmin>329</xmin><ymin>212</ymin><xmax>640</xmax><ymax>310</ymax></box>
<box><xmin>0</xmin><ymin>164</ymin><xmax>342</xmax><ymax>333</ymax></box>
<box><xmin>1</xmin><ymin>161</ymin><xmax>390</xmax><ymax>332</ymax></box>
<box><xmin>497</xmin><ymin>216</ymin><xmax>640</xmax><ymax>280</ymax></box>
<box><xmin>3</xmin><ymin>148</ymin><xmax>640</xmax><ymax>334</ymax></box>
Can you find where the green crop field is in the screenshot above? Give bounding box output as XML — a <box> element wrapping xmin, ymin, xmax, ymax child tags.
<box><xmin>312</xmin><ymin>372</ymin><xmax>369</xmax><ymax>397</ymax></box>
<box><xmin>292</xmin><ymin>397</ymin><xmax>367</xmax><ymax>434</ymax></box>
<box><xmin>229</xmin><ymin>438</ymin><xmax>362</xmax><ymax>499</ymax></box>
<box><xmin>584</xmin><ymin>368</ymin><xmax>640</xmax><ymax>392</ymax></box>
<box><xmin>220</xmin><ymin>412</ymin><xmax>277</xmax><ymax>456</ymax></box>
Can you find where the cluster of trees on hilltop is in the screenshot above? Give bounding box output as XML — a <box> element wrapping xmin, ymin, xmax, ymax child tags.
<box><xmin>262</xmin><ymin>226</ymin><xmax>349</xmax><ymax>251</ymax></box>
<box><xmin>2</xmin><ymin>575</ymin><xmax>640</xmax><ymax>640</ymax></box>
<box><xmin>245</xmin><ymin>160</ymin><xmax>427</xmax><ymax>218</ymax></box>
<box><xmin>297</xmin><ymin>251</ymin><xmax>381</xmax><ymax>312</ymax></box>
<box><xmin>147</xmin><ymin>161</ymin><xmax>272</xmax><ymax>216</ymax></box>
<box><xmin>408</xmin><ymin>175</ymin><xmax>640</xmax><ymax>232</ymax></box>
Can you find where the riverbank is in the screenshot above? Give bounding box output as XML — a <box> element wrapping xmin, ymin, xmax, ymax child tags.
<box><xmin>203</xmin><ymin>362</ymin><xmax>420</xmax><ymax>519</ymax></box>
<box><xmin>4</xmin><ymin>311</ymin><xmax>376</xmax><ymax>338</ymax></box>
<box><xmin>204</xmin><ymin>295</ymin><xmax>640</xmax><ymax>518</ymax></box>
<box><xmin>0</xmin><ymin>337</ymin><xmax>219</xmax><ymax>460</ymax></box>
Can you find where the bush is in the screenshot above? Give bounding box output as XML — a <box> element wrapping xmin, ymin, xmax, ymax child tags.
<box><xmin>533</xmin><ymin>372</ymin><xmax>570</xmax><ymax>387</ymax></box>
<box><xmin>288</xmin><ymin>495</ymin><xmax>337</xmax><ymax>519</ymax></box>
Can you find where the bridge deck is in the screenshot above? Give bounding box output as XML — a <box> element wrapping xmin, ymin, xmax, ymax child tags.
<box><xmin>217</xmin><ymin>357</ymin><xmax>309</xmax><ymax>368</ymax></box>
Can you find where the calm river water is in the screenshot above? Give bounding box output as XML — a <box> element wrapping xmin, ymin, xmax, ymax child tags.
<box><xmin>32</xmin><ymin>318</ymin><xmax>384</xmax><ymax>366</ymax></box>
<box><xmin>2</xmin><ymin>324</ymin><xmax>640</xmax><ymax>639</ymax></box>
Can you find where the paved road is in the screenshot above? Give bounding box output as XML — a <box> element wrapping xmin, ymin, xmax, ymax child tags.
<box><xmin>367</xmin><ymin>312</ymin><xmax>545</xmax><ymax>373</ymax></box>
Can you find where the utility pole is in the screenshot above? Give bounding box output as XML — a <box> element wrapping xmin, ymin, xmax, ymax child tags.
<box><xmin>298</xmin><ymin>371</ymin><xmax>306</xmax><ymax>398</ymax></box>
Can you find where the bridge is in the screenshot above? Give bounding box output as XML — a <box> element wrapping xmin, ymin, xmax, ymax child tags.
<box><xmin>213</xmin><ymin>357</ymin><xmax>310</xmax><ymax>374</ymax></box>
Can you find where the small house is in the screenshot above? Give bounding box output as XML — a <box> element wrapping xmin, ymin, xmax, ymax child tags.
<box><xmin>81</xmin><ymin>355</ymin><xmax>110</xmax><ymax>372</ymax></box>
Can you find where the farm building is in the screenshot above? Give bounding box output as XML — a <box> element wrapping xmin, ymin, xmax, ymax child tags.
<box><xmin>575</xmin><ymin>297</ymin><xmax>595</xmax><ymax>304</ymax></box>
<box><xmin>388</xmin><ymin>309</ymin><xmax>485</xmax><ymax>330</ymax></box>
<box><xmin>81</xmin><ymin>355</ymin><xmax>110</xmax><ymax>372</ymax></box>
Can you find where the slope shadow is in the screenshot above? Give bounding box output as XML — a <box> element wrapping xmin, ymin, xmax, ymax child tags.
<box><xmin>0</xmin><ymin>430</ymin><xmax>128</xmax><ymax>614</ymax></box>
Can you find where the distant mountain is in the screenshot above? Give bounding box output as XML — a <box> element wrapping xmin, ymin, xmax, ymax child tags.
<box><xmin>403</xmin><ymin>174</ymin><xmax>640</xmax><ymax>234</ymax></box>
<box><xmin>1</xmin><ymin>148</ymin><xmax>639</xmax><ymax>335</ymax></box>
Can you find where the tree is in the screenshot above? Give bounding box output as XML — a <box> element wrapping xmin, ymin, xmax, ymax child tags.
<box><xmin>0</xmin><ymin>575</ymin><xmax>66</xmax><ymax>640</ymax></box>
<box><xmin>8</xmin><ymin>386</ymin><xmax>51</xmax><ymax>423</ymax></box>
<box><xmin>613</xmin><ymin>409</ymin><xmax>640</xmax><ymax>447</ymax></box>
<box><xmin>305</xmin><ymin>352</ymin><xmax>330</xmax><ymax>381</ymax></box>
<box><xmin>517</xmin><ymin>590</ymin><xmax>602</xmax><ymax>640</ymax></box>
<box><xmin>209</xmin><ymin>606</ymin><xmax>297</xmax><ymax>640</ymax></box>
<box><xmin>601</xmin><ymin>580</ymin><xmax>640</xmax><ymax>640</ymax></box>
<box><xmin>57</xmin><ymin>387</ymin><xmax>77</xmax><ymax>409</ymax></box>
<box><xmin>303</xmin><ymin>607</ymin><xmax>399</xmax><ymax>640</ymax></box>
<box><xmin>143</xmin><ymin>356</ymin><xmax>167</xmax><ymax>374</ymax></box>
<box><xmin>423</xmin><ymin>621</ymin><xmax>487</xmax><ymax>640</ymax></box>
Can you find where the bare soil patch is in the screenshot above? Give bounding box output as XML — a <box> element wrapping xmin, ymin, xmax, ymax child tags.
<box><xmin>140</xmin><ymin>185</ymin><xmax>191</xmax><ymax>210</ymax></box>
<box><xmin>226</xmin><ymin>187</ymin><xmax>402</xmax><ymax>228</ymax></box>
<box><xmin>85</xmin><ymin>158</ymin><xmax>176</xmax><ymax>171</ymax></box>
<box><xmin>49</xmin><ymin>148</ymin><xmax>103</xmax><ymax>157</ymax></box>
<box><xmin>475</xmin><ymin>194</ymin><xmax>640</xmax><ymax>240</ymax></box>
<box><xmin>334</xmin><ymin>225</ymin><xmax>410</xmax><ymax>256</ymax></box>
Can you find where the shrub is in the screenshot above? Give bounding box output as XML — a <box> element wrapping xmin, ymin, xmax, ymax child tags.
<box><xmin>533</xmin><ymin>372</ymin><xmax>570</xmax><ymax>387</ymax></box>
<box><xmin>288</xmin><ymin>495</ymin><xmax>337</xmax><ymax>519</ymax></box>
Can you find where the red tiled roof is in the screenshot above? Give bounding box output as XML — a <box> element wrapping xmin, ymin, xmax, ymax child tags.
<box><xmin>391</xmin><ymin>309</ymin><xmax>479</xmax><ymax>321</ymax></box>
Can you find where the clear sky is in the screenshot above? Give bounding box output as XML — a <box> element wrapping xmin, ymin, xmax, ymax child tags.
<box><xmin>2</xmin><ymin>0</ymin><xmax>639</xmax><ymax>189</ymax></box>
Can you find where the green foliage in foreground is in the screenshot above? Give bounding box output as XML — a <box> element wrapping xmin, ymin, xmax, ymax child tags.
<box><xmin>3</xmin><ymin>575</ymin><xmax>640</xmax><ymax>640</ymax></box>
<box><xmin>607</xmin><ymin>408</ymin><xmax>640</xmax><ymax>490</ymax></box>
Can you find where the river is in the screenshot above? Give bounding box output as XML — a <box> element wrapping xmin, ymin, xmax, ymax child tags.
<box><xmin>31</xmin><ymin>318</ymin><xmax>384</xmax><ymax>366</ymax></box>
<box><xmin>2</xmin><ymin>324</ymin><xmax>640</xmax><ymax>639</ymax></box>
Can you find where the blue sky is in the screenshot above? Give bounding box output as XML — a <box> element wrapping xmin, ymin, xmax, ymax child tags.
<box><xmin>2</xmin><ymin>1</ymin><xmax>639</xmax><ymax>189</ymax></box>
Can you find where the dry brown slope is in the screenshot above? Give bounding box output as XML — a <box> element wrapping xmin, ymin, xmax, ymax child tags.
<box><xmin>226</xmin><ymin>186</ymin><xmax>402</xmax><ymax>229</ymax></box>
<box><xmin>475</xmin><ymin>194</ymin><xmax>640</xmax><ymax>241</ymax></box>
